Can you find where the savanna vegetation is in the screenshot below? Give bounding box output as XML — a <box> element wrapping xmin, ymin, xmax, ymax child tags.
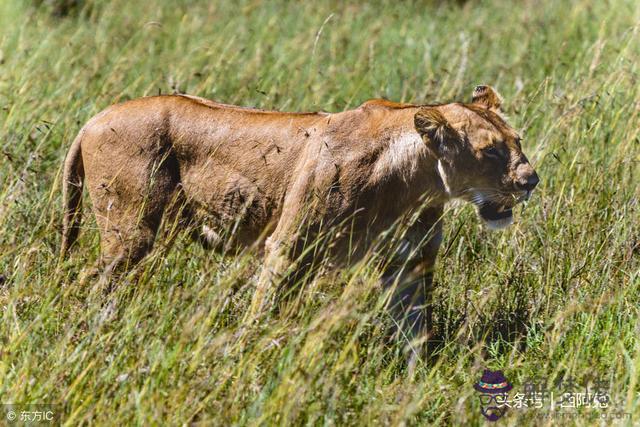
<box><xmin>0</xmin><ymin>0</ymin><xmax>639</xmax><ymax>425</ymax></box>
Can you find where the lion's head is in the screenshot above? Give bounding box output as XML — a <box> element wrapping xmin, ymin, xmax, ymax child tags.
<box><xmin>414</xmin><ymin>85</ymin><xmax>539</xmax><ymax>229</ymax></box>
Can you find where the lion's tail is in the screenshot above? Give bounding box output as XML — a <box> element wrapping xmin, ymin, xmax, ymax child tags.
<box><xmin>60</xmin><ymin>130</ymin><xmax>85</xmax><ymax>261</ymax></box>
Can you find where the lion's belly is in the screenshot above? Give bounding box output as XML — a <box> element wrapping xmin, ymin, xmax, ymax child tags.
<box><xmin>180</xmin><ymin>162</ymin><xmax>281</xmax><ymax>248</ymax></box>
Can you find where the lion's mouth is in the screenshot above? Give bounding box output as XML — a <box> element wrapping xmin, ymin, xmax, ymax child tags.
<box><xmin>478</xmin><ymin>202</ymin><xmax>513</xmax><ymax>221</ymax></box>
<box><xmin>477</xmin><ymin>201</ymin><xmax>514</xmax><ymax>230</ymax></box>
<box><xmin>470</xmin><ymin>189</ymin><xmax>533</xmax><ymax>230</ymax></box>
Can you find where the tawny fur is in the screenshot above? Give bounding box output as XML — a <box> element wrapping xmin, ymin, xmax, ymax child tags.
<box><xmin>60</xmin><ymin>86</ymin><xmax>538</xmax><ymax>335</ymax></box>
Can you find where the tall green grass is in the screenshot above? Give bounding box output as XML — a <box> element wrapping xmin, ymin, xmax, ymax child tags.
<box><xmin>0</xmin><ymin>0</ymin><xmax>639</xmax><ymax>425</ymax></box>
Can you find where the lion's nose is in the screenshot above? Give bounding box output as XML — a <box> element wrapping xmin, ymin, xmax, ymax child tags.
<box><xmin>516</xmin><ymin>172</ymin><xmax>539</xmax><ymax>191</ymax></box>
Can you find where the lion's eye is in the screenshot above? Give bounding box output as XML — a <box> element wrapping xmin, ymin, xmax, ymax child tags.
<box><xmin>483</xmin><ymin>146</ymin><xmax>504</xmax><ymax>159</ymax></box>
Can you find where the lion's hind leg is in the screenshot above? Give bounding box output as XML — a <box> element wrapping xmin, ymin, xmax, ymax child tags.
<box><xmin>87</xmin><ymin>163</ymin><xmax>180</xmax><ymax>286</ymax></box>
<box><xmin>93</xmin><ymin>207</ymin><xmax>162</xmax><ymax>284</ymax></box>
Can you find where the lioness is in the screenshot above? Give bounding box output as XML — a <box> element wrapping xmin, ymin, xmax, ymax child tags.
<box><xmin>61</xmin><ymin>85</ymin><xmax>538</xmax><ymax>337</ymax></box>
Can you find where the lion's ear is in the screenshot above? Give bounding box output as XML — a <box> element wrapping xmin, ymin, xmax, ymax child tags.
<box><xmin>414</xmin><ymin>107</ymin><xmax>458</xmax><ymax>154</ymax></box>
<box><xmin>472</xmin><ymin>85</ymin><xmax>503</xmax><ymax>112</ymax></box>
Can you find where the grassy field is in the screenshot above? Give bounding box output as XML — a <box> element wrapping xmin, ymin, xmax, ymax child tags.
<box><xmin>1</xmin><ymin>0</ymin><xmax>639</xmax><ymax>425</ymax></box>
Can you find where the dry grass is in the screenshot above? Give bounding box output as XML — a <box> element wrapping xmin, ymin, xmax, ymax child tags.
<box><xmin>0</xmin><ymin>0</ymin><xmax>639</xmax><ymax>425</ymax></box>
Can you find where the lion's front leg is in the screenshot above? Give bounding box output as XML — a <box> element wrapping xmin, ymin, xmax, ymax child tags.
<box><xmin>382</xmin><ymin>207</ymin><xmax>443</xmax><ymax>354</ymax></box>
<box><xmin>383</xmin><ymin>260</ymin><xmax>436</xmax><ymax>344</ymax></box>
<box><xmin>247</xmin><ymin>237</ymin><xmax>293</xmax><ymax>319</ymax></box>
<box><xmin>245</xmin><ymin>159</ymin><xmax>317</xmax><ymax>322</ymax></box>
